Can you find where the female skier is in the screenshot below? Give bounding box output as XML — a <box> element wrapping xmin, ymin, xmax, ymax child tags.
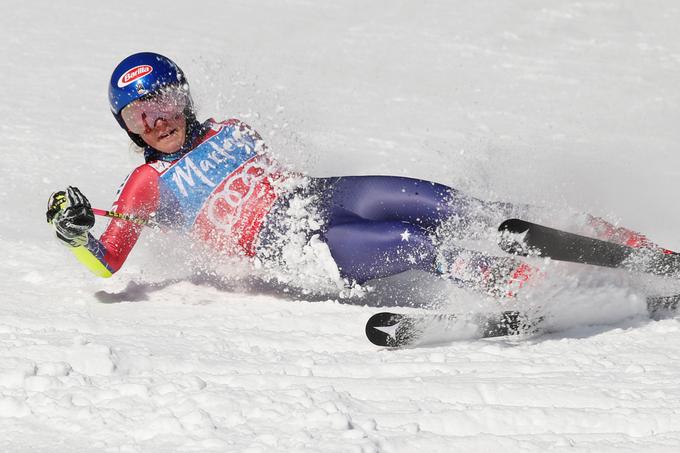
<box><xmin>46</xmin><ymin>52</ymin><xmax>659</xmax><ymax>298</ymax></box>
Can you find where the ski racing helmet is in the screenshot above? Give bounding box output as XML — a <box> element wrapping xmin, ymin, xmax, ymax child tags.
<box><xmin>108</xmin><ymin>52</ymin><xmax>195</xmax><ymax>147</ymax></box>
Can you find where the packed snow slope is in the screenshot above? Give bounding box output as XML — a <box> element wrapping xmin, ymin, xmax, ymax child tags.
<box><xmin>2</xmin><ymin>0</ymin><xmax>680</xmax><ymax>451</ymax></box>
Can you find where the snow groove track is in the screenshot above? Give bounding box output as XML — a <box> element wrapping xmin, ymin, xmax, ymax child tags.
<box><xmin>3</xmin><ymin>0</ymin><xmax>680</xmax><ymax>451</ymax></box>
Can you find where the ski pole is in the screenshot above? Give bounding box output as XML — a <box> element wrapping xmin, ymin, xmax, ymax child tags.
<box><xmin>92</xmin><ymin>208</ymin><xmax>159</xmax><ymax>229</ymax></box>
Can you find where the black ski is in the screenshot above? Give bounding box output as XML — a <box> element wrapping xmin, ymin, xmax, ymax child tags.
<box><xmin>498</xmin><ymin>218</ymin><xmax>680</xmax><ymax>278</ymax></box>
<box><xmin>365</xmin><ymin>310</ymin><xmax>540</xmax><ymax>347</ymax></box>
<box><xmin>366</xmin><ymin>294</ymin><xmax>680</xmax><ymax>348</ymax></box>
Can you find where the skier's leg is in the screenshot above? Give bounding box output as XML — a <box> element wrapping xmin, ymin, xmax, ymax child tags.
<box><xmin>585</xmin><ymin>215</ymin><xmax>673</xmax><ymax>251</ymax></box>
<box><xmin>323</xmin><ymin>220</ymin><xmax>538</xmax><ymax>296</ymax></box>
<box><xmin>546</xmin><ymin>210</ymin><xmax>677</xmax><ymax>253</ymax></box>
<box><xmin>317</xmin><ymin>176</ymin><xmax>501</xmax><ymax>229</ymax></box>
<box><xmin>435</xmin><ymin>247</ymin><xmax>539</xmax><ymax>298</ymax></box>
<box><xmin>322</xmin><ymin>220</ymin><xmax>437</xmax><ymax>283</ymax></box>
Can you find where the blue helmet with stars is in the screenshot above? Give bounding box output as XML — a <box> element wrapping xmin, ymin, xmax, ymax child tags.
<box><xmin>108</xmin><ymin>52</ymin><xmax>194</xmax><ymax>138</ymax></box>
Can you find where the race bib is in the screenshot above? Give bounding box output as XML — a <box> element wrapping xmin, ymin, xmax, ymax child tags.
<box><xmin>158</xmin><ymin>123</ymin><xmax>280</xmax><ymax>255</ymax></box>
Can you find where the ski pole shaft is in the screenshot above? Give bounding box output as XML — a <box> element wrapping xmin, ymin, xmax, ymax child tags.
<box><xmin>92</xmin><ymin>208</ymin><xmax>158</xmax><ymax>228</ymax></box>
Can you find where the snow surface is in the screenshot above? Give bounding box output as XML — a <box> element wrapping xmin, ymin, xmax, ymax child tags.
<box><xmin>2</xmin><ymin>0</ymin><xmax>680</xmax><ymax>451</ymax></box>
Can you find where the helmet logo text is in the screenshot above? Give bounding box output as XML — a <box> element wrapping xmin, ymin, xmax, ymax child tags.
<box><xmin>117</xmin><ymin>65</ymin><xmax>153</xmax><ymax>88</ymax></box>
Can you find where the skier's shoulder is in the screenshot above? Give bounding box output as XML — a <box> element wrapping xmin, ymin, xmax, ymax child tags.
<box><xmin>205</xmin><ymin>117</ymin><xmax>256</xmax><ymax>130</ymax></box>
<box><xmin>130</xmin><ymin>160</ymin><xmax>169</xmax><ymax>178</ymax></box>
<box><xmin>113</xmin><ymin>161</ymin><xmax>164</xmax><ymax>200</ymax></box>
<box><xmin>201</xmin><ymin>118</ymin><xmax>265</xmax><ymax>143</ymax></box>
<box><xmin>208</xmin><ymin>118</ymin><xmax>240</xmax><ymax>126</ymax></box>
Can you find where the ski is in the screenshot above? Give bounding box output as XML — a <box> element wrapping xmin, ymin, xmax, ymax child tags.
<box><xmin>365</xmin><ymin>310</ymin><xmax>540</xmax><ymax>348</ymax></box>
<box><xmin>366</xmin><ymin>294</ymin><xmax>680</xmax><ymax>348</ymax></box>
<box><xmin>498</xmin><ymin>218</ymin><xmax>680</xmax><ymax>278</ymax></box>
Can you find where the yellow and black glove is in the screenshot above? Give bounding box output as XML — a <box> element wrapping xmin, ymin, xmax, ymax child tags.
<box><xmin>46</xmin><ymin>186</ymin><xmax>95</xmax><ymax>247</ymax></box>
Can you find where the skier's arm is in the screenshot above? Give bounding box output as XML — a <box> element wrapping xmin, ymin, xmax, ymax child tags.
<box><xmin>70</xmin><ymin>233</ymin><xmax>119</xmax><ymax>278</ymax></box>
<box><xmin>46</xmin><ymin>187</ymin><xmax>113</xmax><ymax>276</ymax></box>
<box><xmin>47</xmin><ymin>166</ymin><xmax>160</xmax><ymax>277</ymax></box>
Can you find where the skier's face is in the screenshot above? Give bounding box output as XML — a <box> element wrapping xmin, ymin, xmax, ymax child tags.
<box><xmin>139</xmin><ymin>113</ymin><xmax>187</xmax><ymax>153</ymax></box>
<box><xmin>121</xmin><ymin>87</ymin><xmax>190</xmax><ymax>153</ymax></box>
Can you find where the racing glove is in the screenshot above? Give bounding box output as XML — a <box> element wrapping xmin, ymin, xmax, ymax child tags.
<box><xmin>46</xmin><ymin>186</ymin><xmax>95</xmax><ymax>247</ymax></box>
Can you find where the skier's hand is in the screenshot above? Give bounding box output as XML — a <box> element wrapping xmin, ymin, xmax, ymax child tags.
<box><xmin>46</xmin><ymin>186</ymin><xmax>95</xmax><ymax>247</ymax></box>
